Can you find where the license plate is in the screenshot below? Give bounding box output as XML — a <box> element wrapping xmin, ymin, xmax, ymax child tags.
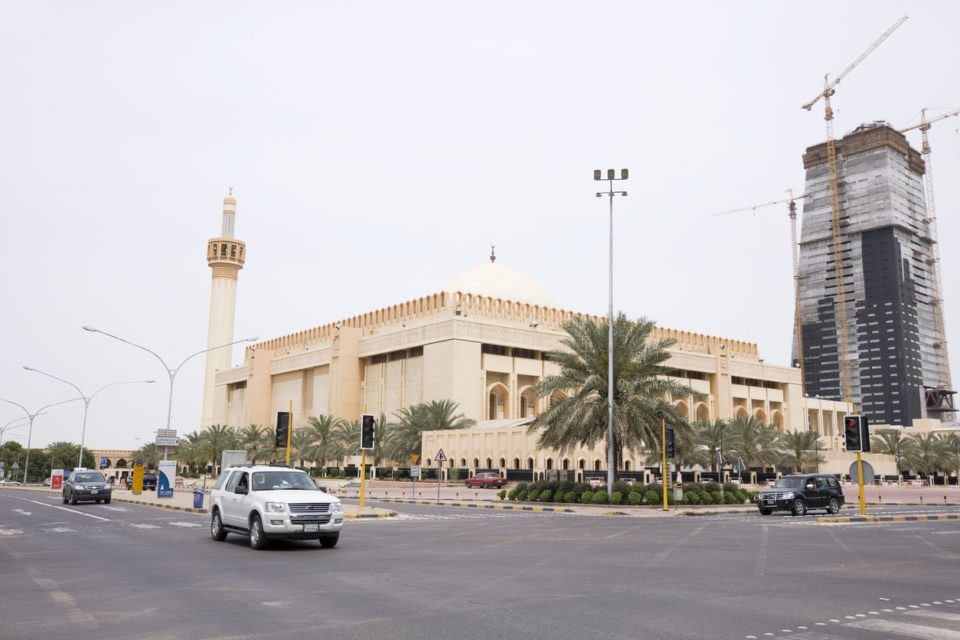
<box><xmin>762</xmin><ymin>499</ymin><xmax>774</xmax><ymax>505</ymax></box>
<box><xmin>91</xmin><ymin>489</ymin><xmax>98</xmax><ymax>494</ymax></box>
<box><xmin>303</xmin><ymin>523</ymin><xmax>319</xmax><ymax>533</ymax></box>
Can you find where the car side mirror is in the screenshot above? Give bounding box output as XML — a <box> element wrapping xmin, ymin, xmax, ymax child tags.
<box><xmin>236</xmin><ymin>486</ymin><xmax>248</xmax><ymax>495</ymax></box>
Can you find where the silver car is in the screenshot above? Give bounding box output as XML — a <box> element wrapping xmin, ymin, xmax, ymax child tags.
<box><xmin>63</xmin><ymin>470</ymin><xmax>112</xmax><ymax>505</ymax></box>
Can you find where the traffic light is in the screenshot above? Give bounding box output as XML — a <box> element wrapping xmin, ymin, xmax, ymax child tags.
<box><xmin>665</xmin><ymin>428</ymin><xmax>676</xmax><ymax>458</ymax></box>
<box><xmin>275</xmin><ymin>412</ymin><xmax>290</xmax><ymax>448</ymax></box>
<box><xmin>843</xmin><ymin>414</ymin><xmax>870</xmax><ymax>452</ymax></box>
<box><xmin>360</xmin><ymin>414</ymin><xmax>376</xmax><ymax>450</ymax></box>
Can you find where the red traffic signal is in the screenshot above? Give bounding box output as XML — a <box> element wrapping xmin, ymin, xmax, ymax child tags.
<box><xmin>842</xmin><ymin>414</ymin><xmax>870</xmax><ymax>452</ymax></box>
<box><xmin>360</xmin><ymin>414</ymin><xmax>376</xmax><ymax>450</ymax></box>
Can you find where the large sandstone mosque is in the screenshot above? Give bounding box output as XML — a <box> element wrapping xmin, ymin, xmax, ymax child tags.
<box><xmin>203</xmin><ymin>195</ymin><xmax>868</xmax><ymax>480</ymax></box>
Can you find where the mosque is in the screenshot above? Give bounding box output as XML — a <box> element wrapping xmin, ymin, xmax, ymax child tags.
<box><xmin>201</xmin><ymin>195</ymin><xmax>872</xmax><ymax>481</ymax></box>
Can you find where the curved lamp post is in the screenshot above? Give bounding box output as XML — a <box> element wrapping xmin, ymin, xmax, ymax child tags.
<box><xmin>82</xmin><ymin>326</ymin><xmax>257</xmax><ymax>459</ymax></box>
<box><xmin>1</xmin><ymin>416</ymin><xmax>34</xmax><ymax>449</ymax></box>
<box><xmin>1</xmin><ymin>398</ymin><xmax>81</xmax><ymax>483</ymax></box>
<box><xmin>23</xmin><ymin>366</ymin><xmax>154</xmax><ymax>468</ymax></box>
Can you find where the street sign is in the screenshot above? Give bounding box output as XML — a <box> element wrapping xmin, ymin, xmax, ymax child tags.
<box><xmin>155</xmin><ymin>436</ymin><xmax>179</xmax><ymax>446</ymax></box>
<box><xmin>411</xmin><ymin>454</ymin><xmax>420</xmax><ymax>464</ymax></box>
<box><xmin>434</xmin><ymin>449</ymin><xmax>447</xmax><ymax>463</ymax></box>
<box><xmin>411</xmin><ymin>465</ymin><xmax>420</xmax><ymax>479</ymax></box>
<box><xmin>849</xmin><ymin>460</ymin><xmax>875</xmax><ymax>485</ymax></box>
<box><xmin>156</xmin><ymin>429</ymin><xmax>177</xmax><ymax>438</ymax></box>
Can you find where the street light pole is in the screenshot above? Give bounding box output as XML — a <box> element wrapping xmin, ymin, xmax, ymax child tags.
<box><xmin>23</xmin><ymin>366</ymin><xmax>154</xmax><ymax>468</ymax></box>
<box><xmin>82</xmin><ymin>326</ymin><xmax>257</xmax><ymax>459</ymax></box>
<box><xmin>0</xmin><ymin>398</ymin><xmax>81</xmax><ymax>483</ymax></box>
<box><xmin>594</xmin><ymin>168</ymin><xmax>628</xmax><ymax>494</ymax></box>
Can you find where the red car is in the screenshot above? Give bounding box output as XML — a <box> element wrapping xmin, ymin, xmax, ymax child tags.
<box><xmin>464</xmin><ymin>472</ymin><xmax>506</xmax><ymax>489</ymax></box>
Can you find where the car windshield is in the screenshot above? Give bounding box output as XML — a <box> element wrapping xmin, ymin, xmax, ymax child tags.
<box><xmin>773</xmin><ymin>477</ymin><xmax>805</xmax><ymax>489</ymax></box>
<box><xmin>252</xmin><ymin>471</ymin><xmax>316</xmax><ymax>491</ymax></box>
<box><xmin>75</xmin><ymin>473</ymin><xmax>105</xmax><ymax>483</ymax></box>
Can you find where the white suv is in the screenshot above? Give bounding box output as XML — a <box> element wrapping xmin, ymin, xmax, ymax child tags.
<box><xmin>209</xmin><ymin>465</ymin><xmax>344</xmax><ymax>549</ymax></box>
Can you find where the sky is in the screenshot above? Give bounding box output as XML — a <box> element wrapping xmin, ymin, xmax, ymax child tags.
<box><xmin>2</xmin><ymin>0</ymin><xmax>959</xmax><ymax>451</ymax></box>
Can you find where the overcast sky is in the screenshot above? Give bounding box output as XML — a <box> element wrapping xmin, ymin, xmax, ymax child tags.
<box><xmin>2</xmin><ymin>1</ymin><xmax>959</xmax><ymax>451</ymax></box>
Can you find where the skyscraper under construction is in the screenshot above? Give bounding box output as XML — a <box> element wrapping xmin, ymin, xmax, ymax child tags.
<box><xmin>797</xmin><ymin>121</ymin><xmax>954</xmax><ymax>426</ymax></box>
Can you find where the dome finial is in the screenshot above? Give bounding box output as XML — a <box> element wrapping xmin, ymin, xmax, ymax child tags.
<box><xmin>490</xmin><ymin>244</ymin><xmax>496</xmax><ymax>263</ymax></box>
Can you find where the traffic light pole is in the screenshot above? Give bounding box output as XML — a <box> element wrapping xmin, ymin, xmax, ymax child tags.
<box><xmin>661</xmin><ymin>418</ymin><xmax>668</xmax><ymax>511</ymax></box>
<box><xmin>360</xmin><ymin>450</ymin><xmax>367</xmax><ymax>510</ymax></box>
<box><xmin>856</xmin><ymin>451</ymin><xmax>866</xmax><ymax>516</ymax></box>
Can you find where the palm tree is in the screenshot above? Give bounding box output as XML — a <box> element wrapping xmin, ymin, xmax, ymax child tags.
<box><xmin>531</xmin><ymin>313</ymin><xmax>700</xmax><ymax>472</ymax></box>
<box><xmin>201</xmin><ymin>424</ymin><xmax>238</xmax><ymax>475</ymax></box>
<box><xmin>300</xmin><ymin>415</ymin><xmax>346</xmax><ymax>471</ymax></box>
<box><xmin>237</xmin><ymin>424</ymin><xmax>272</xmax><ymax>464</ymax></box>
<box><xmin>689</xmin><ymin>418</ymin><xmax>728</xmax><ymax>479</ymax></box>
<box><xmin>776</xmin><ymin>429</ymin><xmax>824</xmax><ymax>473</ymax></box>
<box><xmin>384</xmin><ymin>400</ymin><xmax>474</xmax><ymax>462</ymax></box>
<box><xmin>871</xmin><ymin>429</ymin><xmax>906</xmax><ymax>477</ymax></box>
<box><xmin>725</xmin><ymin>415</ymin><xmax>779</xmax><ymax>471</ymax></box>
<box><xmin>900</xmin><ymin>432</ymin><xmax>958</xmax><ymax>479</ymax></box>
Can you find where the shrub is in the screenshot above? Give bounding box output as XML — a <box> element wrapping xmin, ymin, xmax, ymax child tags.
<box><xmin>700</xmin><ymin>491</ymin><xmax>715</xmax><ymax>505</ymax></box>
<box><xmin>683</xmin><ymin>491</ymin><xmax>700</xmax><ymax>505</ymax></box>
<box><xmin>644</xmin><ymin>490</ymin><xmax>660</xmax><ymax>505</ymax></box>
<box><xmin>538</xmin><ymin>489</ymin><xmax>553</xmax><ymax>502</ymax></box>
<box><xmin>497</xmin><ymin>489</ymin><xmax>506</xmax><ymax>501</ymax></box>
<box><xmin>516</xmin><ymin>490</ymin><xmax>527</xmax><ymax>502</ymax></box>
<box><xmin>711</xmin><ymin>490</ymin><xmax>722</xmax><ymax>503</ymax></box>
<box><xmin>563</xmin><ymin>490</ymin><xmax>577</xmax><ymax>503</ymax></box>
<box><xmin>591</xmin><ymin>491</ymin><xmax>609</xmax><ymax>504</ymax></box>
<box><xmin>527</xmin><ymin>489</ymin><xmax>540</xmax><ymax>502</ymax></box>
<box><xmin>723</xmin><ymin>491</ymin><xmax>740</xmax><ymax>504</ymax></box>
<box><xmin>627</xmin><ymin>491</ymin><xmax>643</xmax><ymax>505</ymax></box>
<box><xmin>609</xmin><ymin>491</ymin><xmax>623</xmax><ymax>505</ymax></box>
<box><xmin>580</xmin><ymin>490</ymin><xmax>593</xmax><ymax>503</ymax></box>
<box><xmin>508</xmin><ymin>488</ymin><xmax>520</xmax><ymax>501</ymax></box>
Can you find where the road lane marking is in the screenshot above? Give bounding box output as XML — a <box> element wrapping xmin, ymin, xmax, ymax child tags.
<box><xmin>17</xmin><ymin>497</ymin><xmax>110</xmax><ymax>520</ymax></box>
<box><xmin>850</xmin><ymin>617</ymin><xmax>960</xmax><ymax>639</ymax></box>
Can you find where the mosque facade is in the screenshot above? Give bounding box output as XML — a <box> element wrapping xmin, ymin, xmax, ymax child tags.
<box><xmin>211</xmin><ymin>246</ymin><xmax>863</xmax><ymax>478</ymax></box>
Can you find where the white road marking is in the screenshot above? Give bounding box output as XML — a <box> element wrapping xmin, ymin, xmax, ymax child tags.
<box><xmin>169</xmin><ymin>521</ymin><xmax>203</xmax><ymax>528</ymax></box>
<box><xmin>17</xmin><ymin>497</ymin><xmax>110</xmax><ymax>520</ymax></box>
<box><xmin>13</xmin><ymin>508</ymin><xmax>31</xmax><ymax>515</ymax></box>
<box><xmin>129</xmin><ymin>523</ymin><xmax>160</xmax><ymax>529</ymax></box>
<box><xmin>850</xmin><ymin>617</ymin><xmax>960</xmax><ymax>639</ymax></box>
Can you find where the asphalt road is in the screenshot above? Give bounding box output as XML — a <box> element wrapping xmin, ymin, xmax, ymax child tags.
<box><xmin>1</xmin><ymin>488</ymin><xmax>959</xmax><ymax>640</ymax></box>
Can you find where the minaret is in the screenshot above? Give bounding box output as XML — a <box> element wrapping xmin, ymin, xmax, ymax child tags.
<box><xmin>200</xmin><ymin>192</ymin><xmax>246</xmax><ymax>429</ymax></box>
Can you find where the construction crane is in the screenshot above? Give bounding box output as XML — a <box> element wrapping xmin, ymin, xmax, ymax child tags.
<box><xmin>900</xmin><ymin>106</ymin><xmax>960</xmax><ymax>394</ymax></box>
<box><xmin>712</xmin><ymin>191</ymin><xmax>811</xmax><ymax>392</ymax></box>
<box><xmin>801</xmin><ymin>15</ymin><xmax>908</xmax><ymax>404</ymax></box>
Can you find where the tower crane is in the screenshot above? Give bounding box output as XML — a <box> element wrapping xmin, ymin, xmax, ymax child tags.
<box><xmin>901</xmin><ymin>106</ymin><xmax>960</xmax><ymax>396</ymax></box>
<box><xmin>712</xmin><ymin>191</ymin><xmax>811</xmax><ymax>393</ymax></box>
<box><xmin>801</xmin><ymin>15</ymin><xmax>908</xmax><ymax>404</ymax></box>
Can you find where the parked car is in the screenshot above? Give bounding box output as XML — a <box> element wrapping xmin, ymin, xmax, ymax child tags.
<box><xmin>757</xmin><ymin>473</ymin><xmax>844</xmax><ymax>516</ymax></box>
<box><xmin>464</xmin><ymin>472</ymin><xmax>506</xmax><ymax>489</ymax></box>
<box><xmin>587</xmin><ymin>477</ymin><xmax>606</xmax><ymax>489</ymax></box>
<box><xmin>42</xmin><ymin>478</ymin><xmax>52</xmax><ymax>487</ymax></box>
<box><xmin>0</xmin><ymin>479</ymin><xmax>21</xmax><ymax>486</ymax></box>
<box><xmin>208</xmin><ymin>464</ymin><xmax>344</xmax><ymax>550</ymax></box>
<box><xmin>63</xmin><ymin>470</ymin><xmax>112</xmax><ymax>505</ymax></box>
<box><xmin>126</xmin><ymin>474</ymin><xmax>158</xmax><ymax>491</ymax></box>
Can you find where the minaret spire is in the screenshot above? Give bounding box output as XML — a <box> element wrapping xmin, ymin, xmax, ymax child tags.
<box><xmin>200</xmin><ymin>192</ymin><xmax>246</xmax><ymax>429</ymax></box>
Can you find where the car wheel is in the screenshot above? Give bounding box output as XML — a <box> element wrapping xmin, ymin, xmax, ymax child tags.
<box><xmin>104</xmin><ymin>498</ymin><xmax>111</xmax><ymax>504</ymax></box>
<box><xmin>70</xmin><ymin>494</ymin><xmax>77</xmax><ymax>505</ymax></box>
<box><xmin>759</xmin><ymin>508</ymin><xmax>772</xmax><ymax>515</ymax></box>
<box><xmin>249</xmin><ymin>515</ymin><xmax>268</xmax><ymax>550</ymax></box>
<box><xmin>319</xmin><ymin>534</ymin><xmax>339</xmax><ymax>548</ymax></box>
<box><xmin>62</xmin><ymin>495</ymin><xmax>68</xmax><ymax>504</ymax></box>
<box><xmin>791</xmin><ymin>498</ymin><xmax>806</xmax><ymax>516</ymax></box>
<box><xmin>826</xmin><ymin>497</ymin><xmax>840</xmax><ymax>514</ymax></box>
<box><xmin>210</xmin><ymin>510</ymin><xmax>227</xmax><ymax>542</ymax></box>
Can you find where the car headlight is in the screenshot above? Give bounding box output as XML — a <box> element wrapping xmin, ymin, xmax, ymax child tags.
<box><xmin>781</xmin><ymin>491</ymin><xmax>794</xmax><ymax>499</ymax></box>
<box><xmin>331</xmin><ymin>501</ymin><xmax>344</xmax><ymax>515</ymax></box>
<box><xmin>264</xmin><ymin>502</ymin><xmax>286</xmax><ymax>513</ymax></box>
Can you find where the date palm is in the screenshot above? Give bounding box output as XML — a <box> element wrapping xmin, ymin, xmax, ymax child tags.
<box><xmin>691</xmin><ymin>418</ymin><xmax>728</xmax><ymax>475</ymax></box>
<box><xmin>200</xmin><ymin>424</ymin><xmax>238</xmax><ymax>475</ymax></box>
<box><xmin>776</xmin><ymin>429</ymin><xmax>824</xmax><ymax>473</ymax></box>
<box><xmin>237</xmin><ymin>424</ymin><xmax>272</xmax><ymax>464</ymax></box>
<box><xmin>724</xmin><ymin>415</ymin><xmax>779</xmax><ymax>471</ymax></box>
<box><xmin>532</xmin><ymin>313</ymin><xmax>699</xmax><ymax>472</ymax></box>
<box><xmin>900</xmin><ymin>432</ymin><xmax>958</xmax><ymax>478</ymax></box>
<box><xmin>871</xmin><ymin>429</ymin><xmax>907</xmax><ymax>476</ymax></box>
<box><xmin>300</xmin><ymin>415</ymin><xmax>346</xmax><ymax>470</ymax></box>
<box><xmin>384</xmin><ymin>400</ymin><xmax>474</xmax><ymax>462</ymax></box>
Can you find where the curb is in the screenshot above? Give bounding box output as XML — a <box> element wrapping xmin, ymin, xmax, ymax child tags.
<box><xmin>818</xmin><ymin>513</ymin><xmax>960</xmax><ymax>524</ymax></box>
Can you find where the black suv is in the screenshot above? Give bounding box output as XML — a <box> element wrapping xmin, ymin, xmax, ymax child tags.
<box><xmin>757</xmin><ymin>473</ymin><xmax>844</xmax><ymax>516</ymax></box>
<box><xmin>126</xmin><ymin>474</ymin><xmax>158</xmax><ymax>491</ymax></box>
